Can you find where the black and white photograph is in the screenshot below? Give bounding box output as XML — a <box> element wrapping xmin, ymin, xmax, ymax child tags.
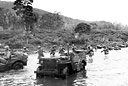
<box><xmin>0</xmin><ymin>0</ymin><xmax>128</xmax><ymax>86</ymax></box>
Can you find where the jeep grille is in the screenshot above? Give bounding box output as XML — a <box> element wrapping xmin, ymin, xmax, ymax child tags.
<box><xmin>41</xmin><ymin>59</ymin><xmax>57</xmax><ymax>70</ymax></box>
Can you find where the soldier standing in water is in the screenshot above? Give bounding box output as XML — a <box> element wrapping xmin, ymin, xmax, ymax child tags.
<box><xmin>86</xmin><ymin>46</ymin><xmax>94</xmax><ymax>63</ymax></box>
<box><xmin>71</xmin><ymin>44</ymin><xmax>77</xmax><ymax>52</ymax></box>
<box><xmin>36</xmin><ymin>46</ymin><xmax>45</xmax><ymax>59</ymax></box>
<box><xmin>59</xmin><ymin>45</ymin><xmax>65</xmax><ymax>56</ymax></box>
<box><xmin>101</xmin><ymin>46</ymin><xmax>109</xmax><ymax>56</ymax></box>
<box><xmin>50</xmin><ymin>46</ymin><xmax>56</xmax><ymax>57</ymax></box>
<box><xmin>87</xmin><ymin>46</ymin><xmax>94</xmax><ymax>57</ymax></box>
<box><xmin>35</xmin><ymin>46</ymin><xmax>45</xmax><ymax>63</ymax></box>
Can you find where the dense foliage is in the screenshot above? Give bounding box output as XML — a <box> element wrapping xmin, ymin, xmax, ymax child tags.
<box><xmin>0</xmin><ymin>1</ymin><xmax>128</xmax><ymax>49</ymax></box>
<box><xmin>39</xmin><ymin>13</ymin><xmax>64</xmax><ymax>30</ymax></box>
<box><xmin>12</xmin><ymin>0</ymin><xmax>37</xmax><ymax>31</ymax></box>
<box><xmin>74</xmin><ymin>23</ymin><xmax>91</xmax><ymax>34</ymax></box>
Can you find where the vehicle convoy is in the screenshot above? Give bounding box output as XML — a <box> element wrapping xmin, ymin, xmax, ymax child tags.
<box><xmin>0</xmin><ymin>48</ymin><xmax>28</xmax><ymax>72</ymax></box>
<box><xmin>34</xmin><ymin>50</ymin><xmax>87</xmax><ymax>79</ymax></box>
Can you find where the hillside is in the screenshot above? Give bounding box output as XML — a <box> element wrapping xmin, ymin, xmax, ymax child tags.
<box><xmin>0</xmin><ymin>1</ymin><xmax>128</xmax><ymax>50</ymax></box>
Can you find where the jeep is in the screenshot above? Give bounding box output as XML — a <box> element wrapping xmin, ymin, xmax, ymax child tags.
<box><xmin>0</xmin><ymin>50</ymin><xmax>28</xmax><ymax>72</ymax></box>
<box><xmin>34</xmin><ymin>50</ymin><xmax>87</xmax><ymax>79</ymax></box>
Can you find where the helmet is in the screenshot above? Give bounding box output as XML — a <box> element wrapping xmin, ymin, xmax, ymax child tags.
<box><xmin>4</xmin><ymin>45</ymin><xmax>9</xmax><ymax>49</ymax></box>
<box><xmin>38</xmin><ymin>46</ymin><xmax>41</xmax><ymax>49</ymax></box>
<box><xmin>4</xmin><ymin>45</ymin><xmax>10</xmax><ymax>50</ymax></box>
<box><xmin>23</xmin><ymin>47</ymin><xmax>26</xmax><ymax>49</ymax></box>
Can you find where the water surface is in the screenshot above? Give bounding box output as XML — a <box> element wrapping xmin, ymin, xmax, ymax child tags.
<box><xmin>0</xmin><ymin>48</ymin><xmax>128</xmax><ymax>86</ymax></box>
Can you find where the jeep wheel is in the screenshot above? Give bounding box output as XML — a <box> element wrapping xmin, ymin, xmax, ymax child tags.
<box><xmin>12</xmin><ymin>62</ymin><xmax>24</xmax><ymax>70</ymax></box>
<box><xmin>61</xmin><ymin>67</ymin><xmax>69</xmax><ymax>79</ymax></box>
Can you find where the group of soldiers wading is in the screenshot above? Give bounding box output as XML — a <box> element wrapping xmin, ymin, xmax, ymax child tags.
<box><xmin>36</xmin><ymin>45</ymin><xmax>65</xmax><ymax>59</ymax></box>
<box><xmin>0</xmin><ymin>43</ymin><xmax>110</xmax><ymax>65</ymax></box>
<box><xmin>36</xmin><ymin>43</ymin><xmax>106</xmax><ymax>60</ymax></box>
<box><xmin>0</xmin><ymin>43</ymin><xmax>110</xmax><ymax>66</ymax></box>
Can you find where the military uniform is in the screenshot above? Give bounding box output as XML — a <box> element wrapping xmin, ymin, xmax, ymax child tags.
<box><xmin>59</xmin><ymin>46</ymin><xmax>65</xmax><ymax>56</ymax></box>
<box><xmin>23</xmin><ymin>47</ymin><xmax>29</xmax><ymax>53</ymax></box>
<box><xmin>87</xmin><ymin>46</ymin><xmax>94</xmax><ymax>57</ymax></box>
<box><xmin>71</xmin><ymin>44</ymin><xmax>77</xmax><ymax>52</ymax></box>
<box><xmin>101</xmin><ymin>47</ymin><xmax>109</xmax><ymax>55</ymax></box>
<box><xmin>36</xmin><ymin>46</ymin><xmax>45</xmax><ymax>59</ymax></box>
<box><xmin>0</xmin><ymin>45</ymin><xmax>11</xmax><ymax>65</ymax></box>
<box><xmin>50</xmin><ymin>47</ymin><xmax>56</xmax><ymax>56</ymax></box>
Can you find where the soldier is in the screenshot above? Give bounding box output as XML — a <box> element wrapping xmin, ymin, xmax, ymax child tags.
<box><xmin>101</xmin><ymin>46</ymin><xmax>109</xmax><ymax>56</ymax></box>
<box><xmin>23</xmin><ymin>47</ymin><xmax>29</xmax><ymax>52</ymax></box>
<box><xmin>87</xmin><ymin>46</ymin><xmax>94</xmax><ymax>57</ymax></box>
<box><xmin>0</xmin><ymin>45</ymin><xmax>11</xmax><ymax>65</ymax></box>
<box><xmin>50</xmin><ymin>46</ymin><xmax>56</xmax><ymax>57</ymax></box>
<box><xmin>36</xmin><ymin>46</ymin><xmax>45</xmax><ymax>59</ymax></box>
<box><xmin>59</xmin><ymin>45</ymin><xmax>65</xmax><ymax>56</ymax></box>
<box><xmin>71</xmin><ymin>44</ymin><xmax>77</xmax><ymax>52</ymax></box>
<box><xmin>86</xmin><ymin>46</ymin><xmax>94</xmax><ymax>63</ymax></box>
<box><xmin>22</xmin><ymin>47</ymin><xmax>29</xmax><ymax>55</ymax></box>
<box><xmin>4</xmin><ymin>45</ymin><xmax>11</xmax><ymax>60</ymax></box>
<box><xmin>94</xmin><ymin>45</ymin><xmax>97</xmax><ymax>52</ymax></box>
<box><xmin>83</xmin><ymin>43</ymin><xmax>88</xmax><ymax>50</ymax></box>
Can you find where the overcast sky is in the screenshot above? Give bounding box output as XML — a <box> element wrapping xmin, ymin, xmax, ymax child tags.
<box><xmin>1</xmin><ymin>0</ymin><xmax>128</xmax><ymax>25</ymax></box>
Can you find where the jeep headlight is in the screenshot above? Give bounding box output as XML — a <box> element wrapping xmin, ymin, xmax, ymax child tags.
<box><xmin>56</xmin><ymin>60</ymin><xmax>59</xmax><ymax>63</ymax></box>
<box><xmin>40</xmin><ymin>60</ymin><xmax>43</xmax><ymax>64</ymax></box>
<box><xmin>56</xmin><ymin>59</ymin><xmax>60</xmax><ymax>63</ymax></box>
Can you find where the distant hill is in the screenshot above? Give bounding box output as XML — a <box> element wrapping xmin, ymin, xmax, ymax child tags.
<box><xmin>0</xmin><ymin>1</ymin><xmax>128</xmax><ymax>50</ymax></box>
<box><xmin>0</xmin><ymin>1</ymin><xmax>82</xmax><ymax>29</ymax></box>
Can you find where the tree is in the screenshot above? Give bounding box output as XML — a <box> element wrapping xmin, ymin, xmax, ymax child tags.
<box><xmin>12</xmin><ymin>0</ymin><xmax>37</xmax><ymax>32</ymax></box>
<box><xmin>74</xmin><ymin>23</ymin><xmax>91</xmax><ymax>34</ymax></box>
<box><xmin>39</xmin><ymin>13</ymin><xmax>64</xmax><ymax>30</ymax></box>
<box><xmin>0</xmin><ymin>7</ymin><xmax>17</xmax><ymax>30</ymax></box>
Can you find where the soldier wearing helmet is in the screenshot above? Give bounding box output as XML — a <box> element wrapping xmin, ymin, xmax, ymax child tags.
<box><xmin>87</xmin><ymin>45</ymin><xmax>94</xmax><ymax>57</ymax></box>
<box><xmin>36</xmin><ymin>46</ymin><xmax>45</xmax><ymax>59</ymax></box>
<box><xmin>22</xmin><ymin>47</ymin><xmax>29</xmax><ymax>55</ymax></box>
<box><xmin>101</xmin><ymin>46</ymin><xmax>109</xmax><ymax>55</ymax></box>
<box><xmin>71</xmin><ymin>44</ymin><xmax>77</xmax><ymax>52</ymax></box>
<box><xmin>59</xmin><ymin>45</ymin><xmax>65</xmax><ymax>56</ymax></box>
<box><xmin>4</xmin><ymin>45</ymin><xmax>11</xmax><ymax>59</ymax></box>
<box><xmin>0</xmin><ymin>45</ymin><xmax>11</xmax><ymax>65</ymax></box>
<box><xmin>23</xmin><ymin>47</ymin><xmax>29</xmax><ymax>52</ymax></box>
<box><xmin>50</xmin><ymin>46</ymin><xmax>56</xmax><ymax>57</ymax></box>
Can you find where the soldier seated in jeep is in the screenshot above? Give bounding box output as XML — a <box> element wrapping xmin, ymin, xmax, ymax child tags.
<box><xmin>0</xmin><ymin>45</ymin><xmax>11</xmax><ymax>65</ymax></box>
<box><xmin>22</xmin><ymin>47</ymin><xmax>29</xmax><ymax>53</ymax></box>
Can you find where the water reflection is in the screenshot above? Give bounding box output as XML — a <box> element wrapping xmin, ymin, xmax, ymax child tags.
<box><xmin>36</xmin><ymin>74</ymin><xmax>78</xmax><ymax>86</ymax></box>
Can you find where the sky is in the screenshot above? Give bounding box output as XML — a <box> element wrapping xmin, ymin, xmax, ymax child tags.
<box><xmin>1</xmin><ymin>0</ymin><xmax>128</xmax><ymax>25</ymax></box>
